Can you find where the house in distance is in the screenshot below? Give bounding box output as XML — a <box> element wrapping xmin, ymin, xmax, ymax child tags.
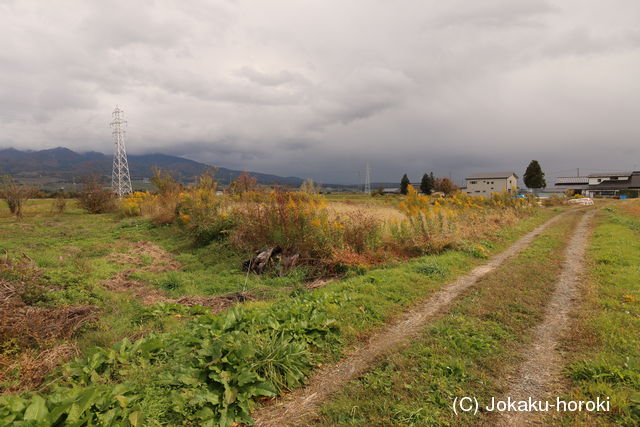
<box><xmin>463</xmin><ymin>172</ymin><xmax>518</xmax><ymax>197</ymax></box>
<box><xmin>555</xmin><ymin>171</ymin><xmax>640</xmax><ymax>198</ymax></box>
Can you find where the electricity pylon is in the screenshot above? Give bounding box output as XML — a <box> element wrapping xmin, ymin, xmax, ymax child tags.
<box><xmin>110</xmin><ymin>106</ymin><xmax>132</xmax><ymax>197</ymax></box>
<box><xmin>364</xmin><ymin>162</ymin><xmax>371</xmax><ymax>195</ymax></box>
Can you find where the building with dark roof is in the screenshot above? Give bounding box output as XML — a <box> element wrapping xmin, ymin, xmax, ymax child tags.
<box><xmin>464</xmin><ymin>172</ymin><xmax>518</xmax><ymax>197</ymax></box>
<box><xmin>586</xmin><ymin>171</ymin><xmax>640</xmax><ymax>197</ymax></box>
<box><xmin>553</xmin><ymin>176</ymin><xmax>590</xmax><ymax>194</ymax></box>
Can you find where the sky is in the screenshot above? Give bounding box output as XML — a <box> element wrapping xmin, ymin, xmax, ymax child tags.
<box><xmin>1</xmin><ymin>0</ymin><xmax>640</xmax><ymax>185</ymax></box>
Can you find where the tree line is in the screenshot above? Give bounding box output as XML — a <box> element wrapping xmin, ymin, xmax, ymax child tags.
<box><xmin>400</xmin><ymin>172</ymin><xmax>458</xmax><ymax>195</ymax></box>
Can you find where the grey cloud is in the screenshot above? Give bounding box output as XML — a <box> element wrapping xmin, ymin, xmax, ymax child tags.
<box><xmin>309</xmin><ymin>67</ymin><xmax>414</xmax><ymax>129</ymax></box>
<box><xmin>235</xmin><ymin>67</ymin><xmax>308</xmax><ymax>87</ymax></box>
<box><xmin>437</xmin><ymin>0</ymin><xmax>556</xmax><ymax>28</ymax></box>
<box><xmin>1</xmin><ymin>0</ymin><xmax>639</xmax><ymax>184</ymax></box>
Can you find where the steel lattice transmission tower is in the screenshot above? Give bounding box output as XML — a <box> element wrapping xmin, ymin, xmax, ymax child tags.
<box><xmin>364</xmin><ymin>161</ymin><xmax>371</xmax><ymax>195</ymax></box>
<box><xmin>110</xmin><ymin>106</ymin><xmax>132</xmax><ymax>197</ymax></box>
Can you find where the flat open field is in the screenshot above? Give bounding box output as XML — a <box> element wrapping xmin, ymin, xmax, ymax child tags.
<box><xmin>1</xmin><ymin>192</ymin><xmax>638</xmax><ymax>426</ymax></box>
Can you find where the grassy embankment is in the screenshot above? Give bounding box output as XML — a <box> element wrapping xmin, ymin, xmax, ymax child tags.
<box><xmin>551</xmin><ymin>202</ymin><xmax>640</xmax><ymax>426</ymax></box>
<box><xmin>317</xmin><ymin>211</ymin><xmax>583</xmax><ymax>426</ymax></box>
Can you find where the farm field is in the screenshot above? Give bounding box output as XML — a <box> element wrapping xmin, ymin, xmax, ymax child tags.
<box><xmin>1</xmin><ymin>187</ymin><xmax>637</xmax><ymax>426</ymax></box>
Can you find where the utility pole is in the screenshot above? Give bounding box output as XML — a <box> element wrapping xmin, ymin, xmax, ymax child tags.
<box><xmin>110</xmin><ymin>106</ymin><xmax>132</xmax><ymax>197</ymax></box>
<box><xmin>577</xmin><ymin>168</ymin><xmax>580</xmax><ymax>177</ymax></box>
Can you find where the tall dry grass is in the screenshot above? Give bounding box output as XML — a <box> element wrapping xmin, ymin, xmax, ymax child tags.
<box><xmin>119</xmin><ymin>173</ymin><xmax>539</xmax><ymax>270</ymax></box>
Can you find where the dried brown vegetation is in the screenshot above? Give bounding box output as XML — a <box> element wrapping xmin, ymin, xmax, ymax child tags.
<box><xmin>52</xmin><ymin>196</ymin><xmax>67</xmax><ymax>214</ymax></box>
<box><xmin>0</xmin><ymin>253</ymin><xmax>98</xmax><ymax>394</ymax></box>
<box><xmin>77</xmin><ymin>174</ymin><xmax>116</xmax><ymax>214</ymax></box>
<box><xmin>101</xmin><ymin>240</ymin><xmax>182</xmax><ymax>303</ymax></box>
<box><xmin>1</xmin><ymin>176</ymin><xmax>37</xmax><ymax>219</ymax></box>
<box><xmin>227</xmin><ymin>171</ymin><xmax>258</xmax><ymax>195</ymax></box>
<box><xmin>102</xmin><ymin>242</ymin><xmax>254</xmax><ymax>311</ymax></box>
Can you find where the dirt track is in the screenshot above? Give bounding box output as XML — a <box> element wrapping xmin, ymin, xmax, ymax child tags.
<box><xmin>496</xmin><ymin>210</ymin><xmax>594</xmax><ymax>426</ymax></box>
<box><xmin>252</xmin><ymin>213</ymin><xmax>566</xmax><ymax>426</ymax></box>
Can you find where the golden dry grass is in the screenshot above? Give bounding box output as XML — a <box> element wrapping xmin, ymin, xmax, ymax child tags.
<box><xmin>328</xmin><ymin>201</ymin><xmax>406</xmax><ymax>222</ymax></box>
<box><xmin>620</xmin><ymin>199</ymin><xmax>640</xmax><ymax>217</ymax></box>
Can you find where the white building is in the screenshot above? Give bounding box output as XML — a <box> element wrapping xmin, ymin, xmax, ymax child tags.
<box><xmin>464</xmin><ymin>172</ymin><xmax>518</xmax><ymax>197</ymax></box>
<box><xmin>587</xmin><ymin>172</ymin><xmax>632</xmax><ymax>186</ymax></box>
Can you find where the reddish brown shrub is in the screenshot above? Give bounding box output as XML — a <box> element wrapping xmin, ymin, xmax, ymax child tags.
<box><xmin>77</xmin><ymin>175</ymin><xmax>116</xmax><ymax>214</ymax></box>
<box><xmin>227</xmin><ymin>172</ymin><xmax>258</xmax><ymax>195</ymax></box>
<box><xmin>338</xmin><ymin>211</ymin><xmax>383</xmax><ymax>254</ymax></box>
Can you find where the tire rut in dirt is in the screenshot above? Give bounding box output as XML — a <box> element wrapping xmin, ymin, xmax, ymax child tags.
<box><xmin>494</xmin><ymin>210</ymin><xmax>594</xmax><ymax>427</ymax></box>
<box><xmin>252</xmin><ymin>213</ymin><xmax>567</xmax><ymax>427</ymax></box>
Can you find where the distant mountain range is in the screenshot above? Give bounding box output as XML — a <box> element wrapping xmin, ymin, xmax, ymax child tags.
<box><xmin>0</xmin><ymin>147</ymin><xmax>305</xmax><ymax>188</ymax></box>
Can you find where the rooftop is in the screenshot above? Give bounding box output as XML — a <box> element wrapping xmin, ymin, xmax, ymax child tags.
<box><xmin>555</xmin><ymin>177</ymin><xmax>589</xmax><ymax>184</ymax></box>
<box><xmin>466</xmin><ymin>172</ymin><xmax>518</xmax><ymax>180</ymax></box>
<box><xmin>587</xmin><ymin>172</ymin><xmax>632</xmax><ymax>178</ymax></box>
<box><xmin>590</xmin><ymin>171</ymin><xmax>640</xmax><ymax>189</ymax></box>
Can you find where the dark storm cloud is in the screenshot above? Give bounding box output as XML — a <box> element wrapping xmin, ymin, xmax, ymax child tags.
<box><xmin>1</xmin><ymin>0</ymin><xmax>640</xmax><ymax>184</ymax></box>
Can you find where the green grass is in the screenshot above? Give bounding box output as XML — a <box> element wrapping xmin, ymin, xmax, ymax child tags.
<box><xmin>0</xmin><ymin>199</ymin><xmax>560</xmax><ymax>425</ymax></box>
<box><xmin>316</xmin><ymin>211</ymin><xmax>581</xmax><ymax>426</ymax></box>
<box><xmin>0</xmin><ymin>199</ymin><xmax>319</xmax><ymax>351</ymax></box>
<box><xmin>553</xmin><ymin>208</ymin><xmax>640</xmax><ymax>426</ymax></box>
<box><xmin>0</xmin><ymin>199</ymin><xmax>557</xmax><ymax>352</ymax></box>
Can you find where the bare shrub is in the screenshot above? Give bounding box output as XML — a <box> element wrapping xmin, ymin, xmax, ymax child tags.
<box><xmin>1</xmin><ymin>176</ymin><xmax>37</xmax><ymax>219</ymax></box>
<box><xmin>338</xmin><ymin>211</ymin><xmax>383</xmax><ymax>254</ymax></box>
<box><xmin>300</xmin><ymin>178</ymin><xmax>321</xmax><ymax>194</ymax></box>
<box><xmin>150</xmin><ymin>168</ymin><xmax>182</xmax><ymax>225</ymax></box>
<box><xmin>227</xmin><ymin>171</ymin><xmax>258</xmax><ymax>195</ymax></box>
<box><xmin>77</xmin><ymin>175</ymin><xmax>116</xmax><ymax>214</ymax></box>
<box><xmin>53</xmin><ymin>196</ymin><xmax>67</xmax><ymax>214</ymax></box>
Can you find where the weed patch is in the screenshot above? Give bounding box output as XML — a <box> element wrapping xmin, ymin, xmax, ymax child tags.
<box><xmin>558</xmin><ymin>208</ymin><xmax>640</xmax><ymax>425</ymax></box>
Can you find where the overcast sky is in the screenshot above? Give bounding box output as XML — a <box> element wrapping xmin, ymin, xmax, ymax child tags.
<box><xmin>1</xmin><ymin>0</ymin><xmax>640</xmax><ymax>184</ymax></box>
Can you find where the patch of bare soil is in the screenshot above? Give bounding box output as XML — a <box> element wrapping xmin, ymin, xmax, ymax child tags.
<box><xmin>102</xmin><ymin>241</ymin><xmax>182</xmax><ymax>302</ymax></box>
<box><xmin>495</xmin><ymin>211</ymin><xmax>594</xmax><ymax>427</ymax></box>
<box><xmin>100</xmin><ymin>268</ymin><xmax>168</xmax><ymax>304</ymax></box>
<box><xmin>103</xmin><ymin>242</ymin><xmax>255</xmax><ymax>311</ymax></box>
<box><xmin>252</xmin><ymin>213</ymin><xmax>567</xmax><ymax>427</ymax></box>
<box><xmin>172</xmin><ymin>292</ymin><xmax>255</xmax><ymax>313</ymax></box>
<box><xmin>108</xmin><ymin>240</ymin><xmax>181</xmax><ymax>272</ymax></box>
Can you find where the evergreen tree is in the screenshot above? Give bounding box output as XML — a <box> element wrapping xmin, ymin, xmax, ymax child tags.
<box><xmin>420</xmin><ymin>173</ymin><xmax>433</xmax><ymax>195</ymax></box>
<box><xmin>523</xmin><ymin>160</ymin><xmax>546</xmax><ymax>189</ymax></box>
<box><xmin>400</xmin><ymin>174</ymin><xmax>410</xmax><ymax>195</ymax></box>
